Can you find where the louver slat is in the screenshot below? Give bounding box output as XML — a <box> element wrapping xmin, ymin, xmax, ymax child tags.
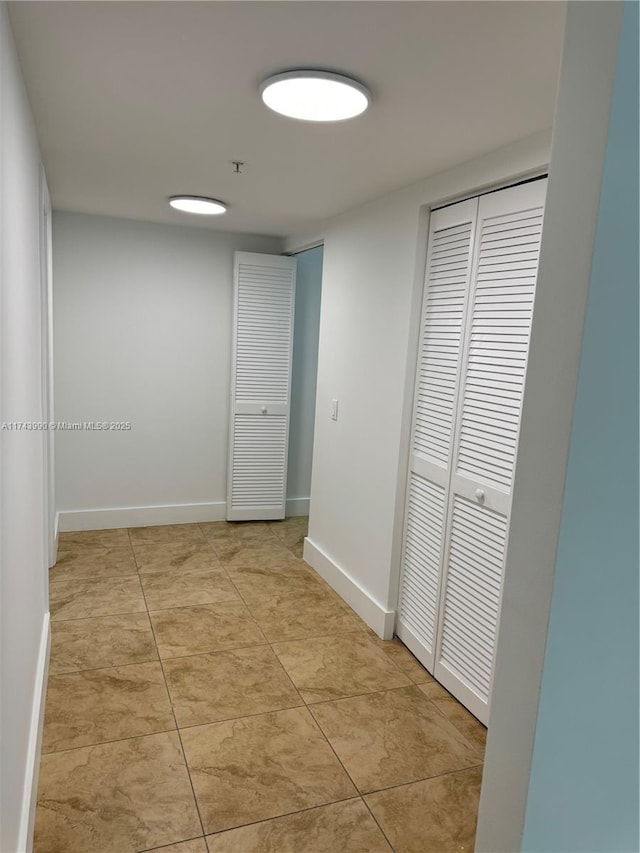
<box><xmin>455</xmin><ymin>209</ymin><xmax>543</xmax><ymax>492</ymax></box>
<box><xmin>227</xmin><ymin>253</ymin><xmax>296</xmax><ymax>520</ymax></box>
<box><xmin>413</xmin><ymin>217</ymin><xmax>474</xmax><ymax>467</ymax></box>
<box><xmin>231</xmin><ymin>415</ymin><xmax>288</xmax><ymax>509</ymax></box>
<box><xmin>439</xmin><ymin>497</ymin><xmax>508</xmax><ymax>702</ymax></box>
<box><xmin>399</xmin><ymin>475</ymin><xmax>447</xmax><ymax>655</ymax></box>
<box><xmin>235</xmin><ymin>262</ymin><xmax>295</xmax><ymax>404</ymax></box>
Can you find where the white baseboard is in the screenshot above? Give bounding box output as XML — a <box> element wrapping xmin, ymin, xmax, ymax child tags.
<box><xmin>18</xmin><ymin>612</ymin><xmax>50</xmax><ymax>853</ymax></box>
<box><xmin>303</xmin><ymin>538</ymin><xmax>395</xmax><ymax>639</ymax></box>
<box><xmin>58</xmin><ymin>501</ymin><xmax>227</xmax><ymax>531</ymax></box>
<box><xmin>285</xmin><ymin>497</ymin><xmax>310</xmax><ymax>516</ymax></box>
<box><xmin>59</xmin><ymin>499</ymin><xmax>310</xmax><ymax>531</ymax></box>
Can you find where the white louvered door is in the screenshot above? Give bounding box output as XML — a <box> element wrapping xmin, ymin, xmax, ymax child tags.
<box><xmin>434</xmin><ymin>179</ymin><xmax>547</xmax><ymax>723</ymax></box>
<box><xmin>227</xmin><ymin>252</ymin><xmax>297</xmax><ymax>521</ymax></box>
<box><xmin>398</xmin><ymin>179</ymin><xmax>546</xmax><ymax>725</ymax></box>
<box><xmin>396</xmin><ymin>198</ymin><xmax>478</xmax><ymax>669</ymax></box>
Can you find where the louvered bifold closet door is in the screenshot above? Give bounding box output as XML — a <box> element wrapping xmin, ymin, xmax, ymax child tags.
<box><xmin>227</xmin><ymin>252</ymin><xmax>297</xmax><ymax>521</ymax></box>
<box><xmin>433</xmin><ymin>179</ymin><xmax>547</xmax><ymax>724</ymax></box>
<box><xmin>396</xmin><ymin>198</ymin><xmax>478</xmax><ymax>669</ymax></box>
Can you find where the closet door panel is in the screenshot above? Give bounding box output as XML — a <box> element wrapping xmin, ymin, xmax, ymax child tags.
<box><xmin>227</xmin><ymin>252</ymin><xmax>296</xmax><ymax>521</ymax></box>
<box><xmin>433</xmin><ymin>179</ymin><xmax>547</xmax><ymax>724</ymax></box>
<box><xmin>397</xmin><ymin>199</ymin><xmax>478</xmax><ymax>667</ymax></box>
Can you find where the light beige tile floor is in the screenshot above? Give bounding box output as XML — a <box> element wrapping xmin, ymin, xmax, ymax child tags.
<box><xmin>36</xmin><ymin>519</ymin><xmax>486</xmax><ymax>852</ymax></box>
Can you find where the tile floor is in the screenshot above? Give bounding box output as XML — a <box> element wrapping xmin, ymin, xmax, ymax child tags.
<box><xmin>35</xmin><ymin>517</ymin><xmax>486</xmax><ymax>853</ymax></box>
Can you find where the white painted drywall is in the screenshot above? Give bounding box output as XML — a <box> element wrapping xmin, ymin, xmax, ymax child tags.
<box><xmin>291</xmin><ymin>131</ymin><xmax>552</xmax><ymax>628</ymax></box>
<box><xmin>287</xmin><ymin>246</ymin><xmax>322</xmax><ymax>510</ymax></box>
<box><xmin>475</xmin><ymin>4</ymin><xmax>625</xmax><ymax>850</ymax></box>
<box><xmin>53</xmin><ymin>212</ymin><xmax>282</xmax><ymax>526</ymax></box>
<box><xmin>521</xmin><ymin>3</ymin><xmax>638</xmax><ymax>849</ymax></box>
<box><xmin>0</xmin><ymin>4</ymin><xmax>51</xmax><ymax>850</ymax></box>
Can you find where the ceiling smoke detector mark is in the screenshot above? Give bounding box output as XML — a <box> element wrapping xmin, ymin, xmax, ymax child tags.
<box><xmin>231</xmin><ymin>161</ymin><xmax>245</xmax><ymax>174</ymax></box>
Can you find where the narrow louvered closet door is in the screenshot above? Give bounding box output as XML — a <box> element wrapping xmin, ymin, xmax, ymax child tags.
<box><xmin>396</xmin><ymin>199</ymin><xmax>478</xmax><ymax>669</ymax></box>
<box><xmin>433</xmin><ymin>179</ymin><xmax>547</xmax><ymax>724</ymax></box>
<box><xmin>227</xmin><ymin>252</ymin><xmax>297</xmax><ymax>520</ymax></box>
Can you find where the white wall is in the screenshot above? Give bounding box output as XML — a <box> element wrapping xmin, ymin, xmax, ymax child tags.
<box><xmin>292</xmin><ymin>131</ymin><xmax>551</xmax><ymax>637</ymax></box>
<box><xmin>521</xmin><ymin>2</ymin><xmax>637</xmax><ymax>849</ymax></box>
<box><xmin>53</xmin><ymin>212</ymin><xmax>282</xmax><ymax>529</ymax></box>
<box><xmin>0</xmin><ymin>4</ymin><xmax>50</xmax><ymax>850</ymax></box>
<box><xmin>475</xmin><ymin>4</ymin><xmax>627</xmax><ymax>849</ymax></box>
<box><xmin>287</xmin><ymin>246</ymin><xmax>322</xmax><ymax>513</ymax></box>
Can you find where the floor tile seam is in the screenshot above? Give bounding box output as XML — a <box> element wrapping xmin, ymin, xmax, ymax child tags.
<box><xmin>49</xmin><ymin>610</ymin><xmax>155</xmax><ymax>627</ymax></box>
<box><xmin>48</xmin><ymin>656</ymin><xmax>161</xmax><ymax>677</ymax></box>
<box><xmin>359</xmin><ymin>793</ymin><xmax>397</xmax><ymax>852</ymax></box>
<box><xmin>145</xmin><ymin>583</ymin><xmax>208</xmax><ymax>839</ymax></box>
<box><xmin>136</xmin><ymin>566</ymin><xmax>227</xmax><ymax>580</ymax></box>
<box><xmin>203</xmin><ymin>536</ymin><xmax>284</xmax><ymax>562</ymax></box>
<box><xmin>50</xmin><ymin>571</ymin><xmax>141</xmax><ymax>583</ymax></box>
<box><xmin>130</xmin><ymin>537</ymin><xmax>209</xmax><ymax>551</ymax></box>
<box><xmin>141</xmin><ymin>577</ymin><xmax>181</xmax><ymax>692</ymax></box>
<box><xmin>201</xmin><ymin>795</ymin><xmax>365</xmax><ymax>838</ymax></box>
<box><xmin>55</xmin><ymin>545</ymin><xmax>136</xmax><ymax>559</ymax></box>
<box><xmin>199</xmin><ymin>792</ymin><xmax>361</xmax><ymax>839</ymax></box>
<box><xmin>51</xmin><ymin>606</ymin><xmax>148</xmax><ymax>623</ymax></box>
<box><xmin>361</xmin><ymin>761</ymin><xmax>486</xmax><ymax>798</ymax></box>
<box><xmin>262</xmin><ymin>626</ymin><xmax>367</xmax><ymax>645</ymax></box>
<box><xmin>170</xmin><ymin>698</ymin><xmax>309</xmax><ymax>732</ymax></box>
<box><xmin>41</xmin><ymin>723</ymin><xmax>180</xmax><ymax>757</ymax></box>
<box><xmin>171</xmin><ymin>700</ymin><xmax>354</xmax><ymax>737</ymax></box>
<box><xmin>305</xmin><ymin>685</ymin><xmax>485</xmax><ymax>795</ymax></box>
<box><xmin>49</xmin><ymin>574</ymin><xmax>144</xmax><ymax>588</ymax></box>
<box><xmin>234</xmin><ymin>584</ymin><xmax>362</xmax><ymax>616</ymax></box>
<box><xmin>373</xmin><ymin>642</ymin><xmax>434</xmax><ymax>684</ymax></box>
<box><xmin>268</xmin><ymin>636</ymin><xmax>418</xmax><ymax>672</ymax></box>
<box><xmin>155</xmin><ymin>644</ymin><xmax>281</xmax><ymax>669</ymax></box>
<box><xmin>57</xmin><ymin>539</ymin><xmax>134</xmax><ymax>551</ymax></box>
<box><xmin>138</xmin><ymin>834</ymin><xmax>206</xmax><ymax>853</ymax></box>
<box><xmin>144</xmin><ymin>596</ymin><xmax>247</xmax><ymax>616</ymax></box>
<box><xmin>303</xmin><ymin>682</ymin><xmax>434</xmax><ymax>710</ymax></box>
<box><xmin>205</xmin><ymin>560</ymin><xmax>275</xmax><ymax>646</ymax></box>
<box><xmin>253</xmin><ymin>637</ymin><xmax>307</xmax><ymax>707</ymax></box>
<box><xmin>47</xmin><ymin>656</ymin><xmax>164</xmax><ymax>678</ymax></box>
<box><xmin>297</xmin><ymin>691</ymin><xmax>370</xmax><ymax>807</ymax></box>
<box><xmin>155</xmin><ymin>640</ymin><xmax>272</xmax><ymax>662</ymax></box>
<box><xmin>299</xmin><ymin>680</ymin><xmax>426</xmax><ymax>706</ymax></box>
<box><xmin>421</xmin><ymin>696</ymin><xmax>487</xmax><ymax>756</ymax></box>
<box><xmin>145</xmin><ymin>599</ymin><xmax>255</xmax><ymax>617</ymax></box>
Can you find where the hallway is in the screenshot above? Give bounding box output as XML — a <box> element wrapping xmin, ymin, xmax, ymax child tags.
<box><xmin>35</xmin><ymin>518</ymin><xmax>486</xmax><ymax>852</ymax></box>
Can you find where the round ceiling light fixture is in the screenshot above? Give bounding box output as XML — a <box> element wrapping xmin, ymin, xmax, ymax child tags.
<box><xmin>169</xmin><ymin>196</ymin><xmax>227</xmax><ymax>215</ymax></box>
<box><xmin>260</xmin><ymin>70</ymin><xmax>370</xmax><ymax>122</ymax></box>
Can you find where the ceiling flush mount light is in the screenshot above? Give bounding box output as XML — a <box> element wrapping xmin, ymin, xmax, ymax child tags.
<box><xmin>260</xmin><ymin>70</ymin><xmax>370</xmax><ymax>122</ymax></box>
<box><xmin>169</xmin><ymin>196</ymin><xmax>227</xmax><ymax>215</ymax></box>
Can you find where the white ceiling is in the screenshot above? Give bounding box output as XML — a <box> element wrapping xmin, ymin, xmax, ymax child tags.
<box><xmin>8</xmin><ymin>1</ymin><xmax>565</xmax><ymax>237</ymax></box>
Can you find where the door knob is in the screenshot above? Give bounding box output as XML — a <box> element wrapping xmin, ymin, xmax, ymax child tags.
<box><xmin>261</xmin><ymin>406</ymin><xmax>268</xmax><ymax>414</ymax></box>
<box><xmin>475</xmin><ymin>488</ymin><xmax>485</xmax><ymax>503</ymax></box>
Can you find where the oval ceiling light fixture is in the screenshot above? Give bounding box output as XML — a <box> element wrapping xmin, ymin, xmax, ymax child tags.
<box><xmin>169</xmin><ymin>196</ymin><xmax>227</xmax><ymax>215</ymax></box>
<box><xmin>260</xmin><ymin>70</ymin><xmax>370</xmax><ymax>122</ymax></box>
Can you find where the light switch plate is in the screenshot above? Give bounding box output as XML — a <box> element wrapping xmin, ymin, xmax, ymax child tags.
<box><xmin>330</xmin><ymin>399</ymin><xmax>339</xmax><ymax>421</ymax></box>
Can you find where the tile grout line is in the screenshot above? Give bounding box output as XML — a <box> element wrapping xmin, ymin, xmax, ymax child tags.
<box><xmin>45</xmin><ymin>522</ymin><xmax>482</xmax><ymax>851</ymax></box>
<box><xmin>211</xmin><ymin>537</ymin><xmax>309</xmax><ymax>709</ymax></box>
<box><xmin>41</xmin><ymin>726</ymin><xmax>180</xmax><ymax>758</ymax></box>
<box><xmin>421</xmin><ymin>695</ymin><xmax>487</xmax><ymax>757</ymax></box>
<box><xmin>179</xmin><ymin>524</ymin><xmax>390</xmax><ymax>844</ymax></box>
<box><xmin>301</xmin><ymin>697</ymin><xmax>397</xmax><ymax>852</ymax></box>
<box><xmin>362</xmin><ymin>762</ymin><xmax>486</xmax><ymax>798</ymax></box>
<box><xmin>201</xmin><ymin>795</ymin><xmax>372</xmax><ymax>844</ymax></box>
<box><xmin>360</xmin><ymin>795</ymin><xmax>397</xmax><ymax>852</ymax></box>
<box><xmin>139</xmin><ymin>570</ymin><xmax>209</xmax><ymax>843</ymax></box>
<box><xmin>138</xmin><ymin>834</ymin><xmax>207</xmax><ymax>853</ymax></box>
